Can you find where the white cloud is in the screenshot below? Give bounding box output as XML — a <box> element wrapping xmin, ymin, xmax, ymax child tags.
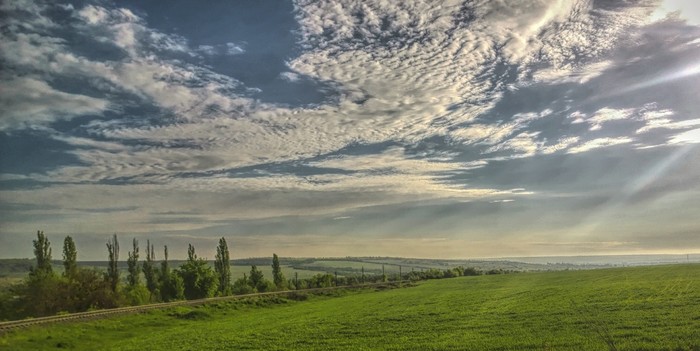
<box><xmin>0</xmin><ymin>77</ymin><xmax>109</xmax><ymax>129</ymax></box>
<box><xmin>587</xmin><ymin>108</ymin><xmax>635</xmax><ymax>131</ymax></box>
<box><xmin>225</xmin><ymin>42</ymin><xmax>245</xmax><ymax>55</ymax></box>
<box><xmin>0</xmin><ymin>0</ymin><xmax>679</xmax><ymax>230</ymax></box>
<box><xmin>650</xmin><ymin>0</ymin><xmax>700</xmax><ymax>25</ymax></box>
<box><xmin>197</xmin><ymin>45</ymin><xmax>217</xmax><ymax>55</ymax></box>
<box><xmin>0</xmin><ymin>0</ymin><xmax>58</xmax><ymax>29</ymax></box>
<box><xmin>637</xmin><ymin>117</ymin><xmax>700</xmax><ymax>134</ymax></box>
<box><xmin>289</xmin><ymin>0</ymin><xmax>638</xmax><ymax>148</ymax></box>
<box><xmin>490</xmin><ymin>199</ymin><xmax>514</xmax><ymax>203</ymax></box>
<box><xmin>1</xmin><ymin>0</ymin><xmax>658</xmax><ymax>186</ymax></box>
<box><xmin>76</xmin><ymin>4</ymin><xmax>110</xmax><ymax>25</ymax></box>
<box><xmin>196</xmin><ymin>42</ymin><xmax>246</xmax><ymax>56</ymax></box>
<box><xmin>668</xmin><ymin>128</ymin><xmax>700</xmax><ymax>144</ymax></box>
<box><xmin>568</xmin><ymin>111</ymin><xmax>587</xmax><ymax>124</ymax></box>
<box><xmin>531</xmin><ymin>60</ymin><xmax>613</xmax><ymax>84</ymax></box>
<box><xmin>279</xmin><ymin>72</ymin><xmax>301</xmax><ymax>82</ymax></box>
<box><xmin>1</xmin><ymin>4</ymin><xmax>253</xmax><ymax>128</ymax></box>
<box><xmin>485</xmin><ymin>132</ymin><xmax>542</xmax><ymax>156</ymax></box>
<box><xmin>311</xmin><ymin>147</ymin><xmax>468</xmax><ymax>174</ymax></box>
<box><xmin>451</xmin><ymin>123</ymin><xmax>519</xmax><ymax>145</ymax></box>
<box><xmin>541</xmin><ymin>136</ymin><xmax>580</xmax><ymax>154</ymax></box>
<box><xmin>567</xmin><ymin>137</ymin><xmax>634</xmax><ymax>154</ymax></box>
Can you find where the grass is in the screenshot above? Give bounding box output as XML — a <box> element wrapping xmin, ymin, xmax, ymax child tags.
<box><xmin>1</xmin><ymin>264</ymin><xmax>698</xmax><ymax>350</ymax></box>
<box><xmin>0</xmin><ymin>276</ymin><xmax>23</xmax><ymax>289</ymax></box>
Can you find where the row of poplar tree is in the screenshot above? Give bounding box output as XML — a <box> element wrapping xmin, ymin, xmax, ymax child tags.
<box><xmin>1</xmin><ymin>231</ymin><xmax>290</xmax><ymax>319</ymax></box>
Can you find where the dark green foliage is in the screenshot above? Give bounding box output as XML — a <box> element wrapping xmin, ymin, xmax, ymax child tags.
<box><xmin>3</xmin><ymin>232</ymin><xmax>122</xmax><ymax>319</ymax></box>
<box><xmin>232</xmin><ymin>274</ymin><xmax>254</xmax><ymax>295</ymax></box>
<box><xmin>124</xmin><ymin>284</ymin><xmax>149</xmax><ymax>306</ymax></box>
<box><xmin>31</xmin><ymin>230</ymin><xmax>52</xmax><ymax>277</ymax></box>
<box><xmin>248</xmin><ymin>265</ymin><xmax>271</xmax><ymax>292</ymax></box>
<box><xmin>14</xmin><ymin>271</ymin><xmax>64</xmax><ymax>317</ymax></box>
<box><xmin>65</xmin><ymin>268</ymin><xmax>119</xmax><ymax>311</ymax></box>
<box><xmin>178</xmin><ymin>244</ymin><xmax>218</xmax><ymax>300</ymax></box>
<box><xmin>160</xmin><ymin>271</ymin><xmax>185</xmax><ymax>302</ymax></box>
<box><xmin>62</xmin><ymin>236</ymin><xmax>77</xmax><ymax>279</ymax></box>
<box><xmin>3</xmin><ymin>232</ymin><xmax>496</xmax><ymax>322</ymax></box>
<box><xmin>159</xmin><ymin>245</ymin><xmax>184</xmax><ymax>302</ymax></box>
<box><xmin>0</xmin><ymin>287</ymin><xmax>17</xmax><ymax>321</ymax></box>
<box><xmin>126</xmin><ymin>238</ymin><xmax>141</xmax><ymax>288</ymax></box>
<box><xmin>15</xmin><ymin>230</ymin><xmax>63</xmax><ymax>317</ymax></box>
<box><xmin>106</xmin><ymin>234</ymin><xmax>120</xmax><ymax>292</ymax></box>
<box><xmin>271</xmin><ymin>253</ymin><xmax>286</xmax><ymax>290</ymax></box>
<box><xmin>214</xmin><ymin>237</ymin><xmax>231</xmax><ymax>296</ymax></box>
<box><xmin>463</xmin><ymin>267</ymin><xmax>480</xmax><ymax>276</ymax></box>
<box><xmin>126</xmin><ymin>238</ymin><xmax>140</xmax><ymax>287</ymax></box>
<box><xmin>308</xmin><ymin>273</ymin><xmax>334</xmax><ymax>288</ymax></box>
<box><xmin>142</xmin><ymin>240</ymin><xmax>158</xmax><ymax>301</ymax></box>
<box><xmin>160</xmin><ymin>245</ymin><xmax>170</xmax><ymax>278</ymax></box>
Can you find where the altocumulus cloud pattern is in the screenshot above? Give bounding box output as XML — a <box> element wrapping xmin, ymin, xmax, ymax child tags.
<box><xmin>1</xmin><ymin>0</ymin><xmax>699</xmax><ymax>259</ymax></box>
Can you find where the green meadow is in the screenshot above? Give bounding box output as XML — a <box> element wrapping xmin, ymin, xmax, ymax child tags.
<box><xmin>2</xmin><ymin>264</ymin><xmax>698</xmax><ymax>350</ymax></box>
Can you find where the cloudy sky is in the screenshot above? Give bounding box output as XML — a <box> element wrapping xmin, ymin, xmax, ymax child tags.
<box><xmin>1</xmin><ymin>0</ymin><xmax>699</xmax><ymax>260</ymax></box>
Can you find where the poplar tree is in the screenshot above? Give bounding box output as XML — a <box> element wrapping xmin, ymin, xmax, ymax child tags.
<box><xmin>106</xmin><ymin>234</ymin><xmax>120</xmax><ymax>292</ymax></box>
<box><xmin>62</xmin><ymin>236</ymin><xmax>78</xmax><ymax>279</ymax></box>
<box><xmin>214</xmin><ymin>237</ymin><xmax>231</xmax><ymax>296</ymax></box>
<box><xmin>159</xmin><ymin>245</ymin><xmax>184</xmax><ymax>301</ymax></box>
<box><xmin>271</xmin><ymin>253</ymin><xmax>286</xmax><ymax>289</ymax></box>
<box><xmin>142</xmin><ymin>240</ymin><xmax>158</xmax><ymax>300</ymax></box>
<box><xmin>31</xmin><ymin>230</ymin><xmax>52</xmax><ymax>277</ymax></box>
<box><xmin>24</xmin><ymin>231</ymin><xmax>60</xmax><ymax>317</ymax></box>
<box><xmin>126</xmin><ymin>238</ymin><xmax>140</xmax><ymax>287</ymax></box>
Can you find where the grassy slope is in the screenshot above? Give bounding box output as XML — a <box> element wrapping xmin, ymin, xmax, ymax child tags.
<box><xmin>1</xmin><ymin>264</ymin><xmax>698</xmax><ymax>350</ymax></box>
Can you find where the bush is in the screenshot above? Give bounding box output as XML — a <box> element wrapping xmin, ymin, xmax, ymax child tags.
<box><xmin>124</xmin><ymin>284</ymin><xmax>150</xmax><ymax>306</ymax></box>
<box><xmin>232</xmin><ymin>276</ymin><xmax>254</xmax><ymax>295</ymax></box>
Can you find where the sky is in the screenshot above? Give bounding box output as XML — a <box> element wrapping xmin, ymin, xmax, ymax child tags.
<box><xmin>1</xmin><ymin>0</ymin><xmax>699</xmax><ymax>260</ymax></box>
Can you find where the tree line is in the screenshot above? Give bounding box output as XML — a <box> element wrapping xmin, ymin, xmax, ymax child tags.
<box><xmin>0</xmin><ymin>231</ymin><xmax>490</xmax><ymax>320</ymax></box>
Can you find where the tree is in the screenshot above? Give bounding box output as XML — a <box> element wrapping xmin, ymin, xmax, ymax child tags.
<box><xmin>232</xmin><ymin>273</ymin><xmax>253</xmax><ymax>295</ymax></box>
<box><xmin>271</xmin><ymin>253</ymin><xmax>286</xmax><ymax>290</ymax></box>
<box><xmin>15</xmin><ymin>271</ymin><xmax>63</xmax><ymax>317</ymax></box>
<box><xmin>142</xmin><ymin>240</ymin><xmax>158</xmax><ymax>301</ymax></box>
<box><xmin>126</xmin><ymin>238</ymin><xmax>140</xmax><ymax>287</ymax></box>
<box><xmin>106</xmin><ymin>234</ymin><xmax>120</xmax><ymax>292</ymax></box>
<box><xmin>161</xmin><ymin>271</ymin><xmax>184</xmax><ymax>302</ymax></box>
<box><xmin>178</xmin><ymin>244</ymin><xmax>218</xmax><ymax>300</ymax></box>
<box><xmin>62</xmin><ymin>236</ymin><xmax>78</xmax><ymax>279</ymax></box>
<box><xmin>124</xmin><ymin>238</ymin><xmax>148</xmax><ymax>305</ymax></box>
<box><xmin>31</xmin><ymin>230</ymin><xmax>52</xmax><ymax>277</ymax></box>
<box><xmin>67</xmin><ymin>268</ymin><xmax>119</xmax><ymax>311</ymax></box>
<box><xmin>160</xmin><ymin>245</ymin><xmax>170</xmax><ymax>279</ymax></box>
<box><xmin>159</xmin><ymin>245</ymin><xmax>184</xmax><ymax>302</ymax></box>
<box><xmin>214</xmin><ymin>237</ymin><xmax>231</xmax><ymax>296</ymax></box>
<box><xmin>248</xmin><ymin>265</ymin><xmax>271</xmax><ymax>292</ymax></box>
<box><xmin>21</xmin><ymin>230</ymin><xmax>62</xmax><ymax>317</ymax></box>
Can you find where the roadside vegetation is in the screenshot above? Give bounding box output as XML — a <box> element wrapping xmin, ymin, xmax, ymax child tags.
<box><xmin>0</xmin><ymin>231</ymin><xmax>485</xmax><ymax>321</ymax></box>
<box><xmin>1</xmin><ymin>264</ymin><xmax>698</xmax><ymax>350</ymax></box>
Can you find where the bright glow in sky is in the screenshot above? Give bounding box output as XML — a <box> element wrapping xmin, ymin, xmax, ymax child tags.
<box><xmin>0</xmin><ymin>0</ymin><xmax>699</xmax><ymax>260</ymax></box>
<box><xmin>652</xmin><ymin>0</ymin><xmax>700</xmax><ymax>24</ymax></box>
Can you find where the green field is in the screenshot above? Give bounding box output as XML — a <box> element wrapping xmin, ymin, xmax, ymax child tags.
<box><xmin>2</xmin><ymin>264</ymin><xmax>698</xmax><ymax>350</ymax></box>
<box><xmin>229</xmin><ymin>264</ymin><xmax>328</xmax><ymax>280</ymax></box>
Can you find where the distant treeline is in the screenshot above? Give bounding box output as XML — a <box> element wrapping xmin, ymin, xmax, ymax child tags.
<box><xmin>0</xmin><ymin>231</ymin><xmax>502</xmax><ymax>321</ymax></box>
